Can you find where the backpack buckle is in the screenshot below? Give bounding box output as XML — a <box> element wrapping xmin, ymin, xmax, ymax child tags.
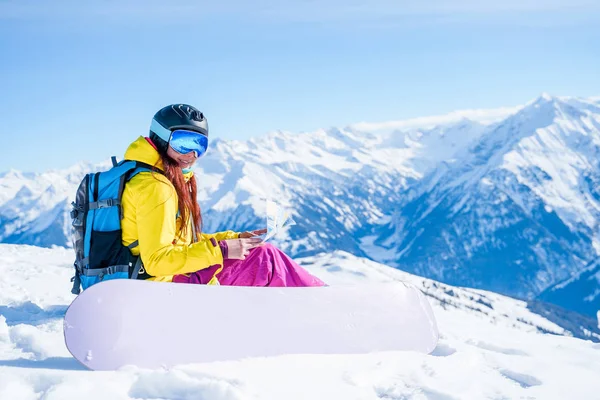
<box><xmin>100</xmin><ymin>198</ymin><xmax>120</xmax><ymax>208</ymax></box>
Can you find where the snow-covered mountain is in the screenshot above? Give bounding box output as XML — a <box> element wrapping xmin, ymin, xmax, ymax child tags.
<box><xmin>1</xmin><ymin>95</ymin><xmax>599</xmax><ymax>318</ymax></box>
<box><xmin>0</xmin><ymin>109</ymin><xmax>492</xmax><ymax>254</ymax></box>
<box><xmin>376</xmin><ymin>95</ymin><xmax>600</xmax><ymax>304</ymax></box>
<box><xmin>1</xmin><ymin>244</ymin><xmax>599</xmax><ymax>399</ymax></box>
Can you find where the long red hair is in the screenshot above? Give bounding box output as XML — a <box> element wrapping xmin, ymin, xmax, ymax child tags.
<box><xmin>155</xmin><ymin>154</ymin><xmax>202</xmax><ymax>242</ymax></box>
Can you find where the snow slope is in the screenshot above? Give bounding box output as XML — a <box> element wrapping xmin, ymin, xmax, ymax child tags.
<box><xmin>1</xmin><ymin>244</ymin><xmax>599</xmax><ymax>399</ymax></box>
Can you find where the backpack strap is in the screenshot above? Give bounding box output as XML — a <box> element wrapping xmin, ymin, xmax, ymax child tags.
<box><xmin>133</xmin><ymin>161</ymin><xmax>163</xmax><ymax>174</ymax></box>
<box><xmin>89</xmin><ymin>198</ymin><xmax>120</xmax><ymax>210</ymax></box>
<box><xmin>71</xmin><ymin>256</ymin><xmax>91</xmax><ymax>294</ymax></box>
<box><xmin>130</xmin><ymin>256</ymin><xmax>143</xmax><ymax>280</ymax></box>
<box><xmin>125</xmin><ymin>240</ymin><xmax>143</xmax><ymax>279</ymax></box>
<box><xmin>93</xmin><ymin>172</ymin><xmax>100</xmax><ymax>203</ymax></box>
<box><xmin>71</xmin><ymin>267</ymin><xmax>82</xmax><ymax>295</ymax></box>
<box><xmin>81</xmin><ymin>265</ymin><xmax>130</xmax><ymax>278</ymax></box>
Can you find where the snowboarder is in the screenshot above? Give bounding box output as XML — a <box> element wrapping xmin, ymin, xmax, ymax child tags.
<box><xmin>119</xmin><ymin>104</ymin><xmax>325</xmax><ymax>287</ymax></box>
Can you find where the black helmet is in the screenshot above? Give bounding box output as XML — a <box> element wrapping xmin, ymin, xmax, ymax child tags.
<box><xmin>149</xmin><ymin>104</ymin><xmax>208</xmax><ymax>154</ymax></box>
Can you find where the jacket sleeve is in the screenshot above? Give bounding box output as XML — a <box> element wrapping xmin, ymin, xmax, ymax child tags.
<box><xmin>134</xmin><ymin>176</ymin><xmax>225</xmax><ymax>277</ymax></box>
<box><xmin>202</xmin><ymin>231</ymin><xmax>240</xmax><ymax>241</ymax></box>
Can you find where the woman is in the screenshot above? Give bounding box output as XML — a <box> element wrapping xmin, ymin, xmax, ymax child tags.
<box><xmin>120</xmin><ymin>103</ymin><xmax>325</xmax><ymax>287</ymax></box>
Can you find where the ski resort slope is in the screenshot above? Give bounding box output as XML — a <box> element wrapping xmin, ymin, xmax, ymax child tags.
<box><xmin>0</xmin><ymin>244</ymin><xmax>599</xmax><ymax>399</ymax></box>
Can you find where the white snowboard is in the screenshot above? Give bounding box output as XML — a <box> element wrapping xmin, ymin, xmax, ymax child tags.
<box><xmin>63</xmin><ymin>280</ymin><xmax>439</xmax><ymax>370</ymax></box>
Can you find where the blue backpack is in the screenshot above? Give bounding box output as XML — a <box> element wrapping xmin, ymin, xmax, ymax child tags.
<box><xmin>70</xmin><ymin>157</ymin><xmax>163</xmax><ymax>294</ymax></box>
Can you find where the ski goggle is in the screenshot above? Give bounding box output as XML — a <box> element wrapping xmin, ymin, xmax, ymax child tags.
<box><xmin>168</xmin><ymin>129</ymin><xmax>209</xmax><ymax>158</ymax></box>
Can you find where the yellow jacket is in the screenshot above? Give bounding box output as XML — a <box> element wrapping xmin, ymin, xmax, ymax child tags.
<box><xmin>120</xmin><ymin>136</ymin><xmax>239</xmax><ymax>283</ymax></box>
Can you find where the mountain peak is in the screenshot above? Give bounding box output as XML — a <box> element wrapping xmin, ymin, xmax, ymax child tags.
<box><xmin>4</xmin><ymin>168</ymin><xmax>24</xmax><ymax>179</ymax></box>
<box><xmin>524</xmin><ymin>93</ymin><xmax>559</xmax><ymax>109</ymax></box>
<box><xmin>513</xmin><ymin>93</ymin><xmax>566</xmax><ymax>122</ymax></box>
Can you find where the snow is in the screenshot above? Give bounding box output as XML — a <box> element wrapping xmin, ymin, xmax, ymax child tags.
<box><xmin>1</xmin><ymin>244</ymin><xmax>599</xmax><ymax>399</ymax></box>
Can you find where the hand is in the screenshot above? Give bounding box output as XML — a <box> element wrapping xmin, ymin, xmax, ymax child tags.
<box><xmin>222</xmin><ymin>238</ymin><xmax>264</xmax><ymax>260</ymax></box>
<box><xmin>239</xmin><ymin>228</ymin><xmax>267</xmax><ymax>239</ymax></box>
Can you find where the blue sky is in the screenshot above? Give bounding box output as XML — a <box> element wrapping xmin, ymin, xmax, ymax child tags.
<box><xmin>1</xmin><ymin>0</ymin><xmax>599</xmax><ymax>172</ymax></box>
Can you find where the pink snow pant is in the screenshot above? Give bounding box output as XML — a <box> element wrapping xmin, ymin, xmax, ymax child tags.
<box><xmin>172</xmin><ymin>243</ymin><xmax>326</xmax><ymax>287</ymax></box>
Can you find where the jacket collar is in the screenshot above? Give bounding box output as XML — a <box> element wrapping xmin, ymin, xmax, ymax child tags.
<box><xmin>124</xmin><ymin>136</ymin><xmax>195</xmax><ymax>181</ymax></box>
<box><xmin>124</xmin><ymin>136</ymin><xmax>164</xmax><ymax>171</ymax></box>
